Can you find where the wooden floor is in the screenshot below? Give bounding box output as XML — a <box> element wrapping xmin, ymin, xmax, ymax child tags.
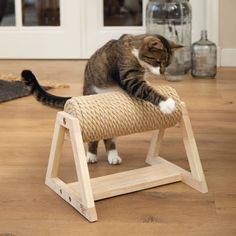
<box><xmin>0</xmin><ymin>60</ymin><xmax>236</xmax><ymax>236</ymax></box>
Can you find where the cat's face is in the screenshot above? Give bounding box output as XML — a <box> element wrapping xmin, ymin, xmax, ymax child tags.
<box><xmin>139</xmin><ymin>35</ymin><xmax>183</xmax><ymax>74</ymax></box>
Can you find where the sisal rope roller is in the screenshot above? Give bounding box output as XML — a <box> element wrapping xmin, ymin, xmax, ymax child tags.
<box><xmin>64</xmin><ymin>86</ymin><xmax>182</xmax><ymax>143</ymax></box>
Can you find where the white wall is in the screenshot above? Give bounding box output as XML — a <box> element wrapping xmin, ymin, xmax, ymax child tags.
<box><xmin>190</xmin><ymin>0</ymin><xmax>206</xmax><ymax>42</ymax></box>
<box><xmin>219</xmin><ymin>0</ymin><xmax>236</xmax><ymax>66</ymax></box>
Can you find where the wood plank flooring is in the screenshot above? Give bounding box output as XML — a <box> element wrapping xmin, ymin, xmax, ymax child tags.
<box><xmin>0</xmin><ymin>60</ymin><xmax>235</xmax><ymax>236</ymax></box>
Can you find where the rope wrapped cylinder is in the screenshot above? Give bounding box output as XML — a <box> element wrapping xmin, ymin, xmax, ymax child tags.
<box><xmin>64</xmin><ymin>86</ymin><xmax>182</xmax><ymax>143</ymax></box>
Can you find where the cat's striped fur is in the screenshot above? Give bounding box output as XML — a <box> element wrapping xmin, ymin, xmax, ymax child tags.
<box><xmin>22</xmin><ymin>34</ymin><xmax>181</xmax><ymax>109</ymax></box>
<box><xmin>21</xmin><ymin>34</ymin><xmax>182</xmax><ymax>165</ymax></box>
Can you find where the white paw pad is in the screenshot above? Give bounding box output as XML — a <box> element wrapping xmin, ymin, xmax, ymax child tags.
<box><xmin>159</xmin><ymin>98</ymin><xmax>176</xmax><ymax>114</ymax></box>
<box><xmin>87</xmin><ymin>152</ymin><xmax>97</xmax><ymax>164</ymax></box>
<box><xmin>108</xmin><ymin>150</ymin><xmax>122</xmax><ymax>165</ymax></box>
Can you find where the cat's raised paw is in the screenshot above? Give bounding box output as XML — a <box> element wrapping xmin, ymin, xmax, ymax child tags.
<box><xmin>159</xmin><ymin>98</ymin><xmax>176</xmax><ymax>114</ymax></box>
<box><xmin>108</xmin><ymin>150</ymin><xmax>122</xmax><ymax>165</ymax></box>
<box><xmin>87</xmin><ymin>152</ymin><xmax>97</xmax><ymax>164</ymax></box>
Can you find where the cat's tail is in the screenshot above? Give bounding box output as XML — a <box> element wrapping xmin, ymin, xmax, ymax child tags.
<box><xmin>21</xmin><ymin>70</ymin><xmax>71</xmax><ymax>109</ymax></box>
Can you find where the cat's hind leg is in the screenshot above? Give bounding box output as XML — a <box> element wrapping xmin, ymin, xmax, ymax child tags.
<box><xmin>104</xmin><ymin>138</ymin><xmax>122</xmax><ymax>165</ymax></box>
<box><xmin>87</xmin><ymin>141</ymin><xmax>99</xmax><ymax>163</ymax></box>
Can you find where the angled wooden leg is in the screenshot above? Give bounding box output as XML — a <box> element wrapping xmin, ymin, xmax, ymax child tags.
<box><xmin>69</xmin><ymin>118</ymin><xmax>97</xmax><ymax>219</ymax></box>
<box><xmin>45</xmin><ymin>112</ymin><xmax>97</xmax><ymax>222</ymax></box>
<box><xmin>180</xmin><ymin>103</ymin><xmax>208</xmax><ymax>193</ymax></box>
<box><xmin>46</xmin><ymin>113</ymin><xmax>66</xmax><ymax>179</ymax></box>
<box><xmin>146</xmin><ymin>104</ymin><xmax>208</xmax><ymax>193</ymax></box>
<box><xmin>146</xmin><ymin>129</ymin><xmax>165</xmax><ymax>165</ymax></box>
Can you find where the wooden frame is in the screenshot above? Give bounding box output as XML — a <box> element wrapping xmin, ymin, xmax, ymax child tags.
<box><xmin>45</xmin><ymin>103</ymin><xmax>208</xmax><ymax>222</ymax></box>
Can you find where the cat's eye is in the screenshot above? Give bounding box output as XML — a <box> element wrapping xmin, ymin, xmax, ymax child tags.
<box><xmin>144</xmin><ymin>55</ymin><xmax>156</xmax><ymax>60</ymax></box>
<box><xmin>151</xmin><ymin>47</ymin><xmax>163</xmax><ymax>53</ymax></box>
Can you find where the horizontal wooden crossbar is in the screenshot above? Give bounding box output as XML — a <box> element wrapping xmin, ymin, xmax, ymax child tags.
<box><xmin>69</xmin><ymin>162</ymin><xmax>182</xmax><ymax>201</ymax></box>
<box><xmin>45</xmin><ymin>159</ymin><xmax>183</xmax><ymax>222</ymax></box>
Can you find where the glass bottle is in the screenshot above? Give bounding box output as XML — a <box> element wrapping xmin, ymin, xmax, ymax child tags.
<box><xmin>191</xmin><ymin>30</ymin><xmax>217</xmax><ymax>78</ymax></box>
<box><xmin>146</xmin><ymin>0</ymin><xmax>192</xmax><ymax>81</ymax></box>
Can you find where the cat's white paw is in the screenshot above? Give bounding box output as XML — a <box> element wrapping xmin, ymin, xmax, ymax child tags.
<box><xmin>108</xmin><ymin>150</ymin><xmax>122</xmax><ymax>165</ymax></box>
<box><xmin>87</xmin><ymin>152</ymin><xmax>97</xmax><ymax>164</ymax></box>
<box><xmin>159</xmin><ymin>98</ymin><xmax>176</xmax><ymax>114</ymax></box>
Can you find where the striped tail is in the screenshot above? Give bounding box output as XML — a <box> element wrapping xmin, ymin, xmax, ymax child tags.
<box><xmin>21</xmin><ymin>70</ymin><xmax>71</xmax><ymax>109</ymax></box>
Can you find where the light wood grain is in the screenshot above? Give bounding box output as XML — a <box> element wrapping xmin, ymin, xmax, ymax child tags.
<box><xmin>146</xmin><ymin>129</ymin><xmax>165</xmax><ymax>163</ymax></box>
<box><xmin>70</xmin><ymin>164</ymin><xmax>182</xmax><ymax>201</ymax></box>
<box><xmin>46</xmin><ymin>112</ymin><xmax>97</xmax><ymax>221</ymax></box>
<box><xmin>0</xmin><ymin>60</ymin><xmax>236</xmax><ymax>235</ymax></box>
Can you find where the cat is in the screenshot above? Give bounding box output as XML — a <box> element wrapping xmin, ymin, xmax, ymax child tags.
<box><xmin>21</xmin><ymin>33</ymin><xmax>182</xmax><ymax>165</ymax></box>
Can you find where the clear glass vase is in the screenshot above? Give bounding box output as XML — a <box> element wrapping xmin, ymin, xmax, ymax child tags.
<box><xmin>146</xmin><ymin>0</ymin><xmax>192</xmax><ymax>81</ymax></box>
<box><xmin>191</xmin><ymin>30</ymin><xmax>217</xmax><ymax>78</ymax></box>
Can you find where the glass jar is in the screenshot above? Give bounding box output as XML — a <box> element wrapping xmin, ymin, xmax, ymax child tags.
<box><xmin>146</xmin><ymin>0</ymin><xmax>192</xmax><ymax>80</ymax></box>
<box><xmin>191</xmin><ymin>30</ymin><xmax>217</xmax><ymax>78</ymax></box>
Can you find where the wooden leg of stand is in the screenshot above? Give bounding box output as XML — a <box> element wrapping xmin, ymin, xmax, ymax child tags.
<box><xmin>146</xmin><ymin>129</ymin><xmax>165</xmax><ymax>165</ymax></box>
<box><xmin>145</xmin><ymin>105</ymin><xmax>208</xmax><ymax>193</ymax></box>
<box><xmin>69</xmin><ymin>122</ymin><xmax>95</xmax><ymax>208</ymax></box>
<box><xmin>180</xmin><ymin>103</ymin><xmax>208</xmax><ymax>192</ymax></box>
<box><xmin>46</xmin><ymin>112</ymin><xmax>97</xmax><ymax>222</ymax></box>
<box><xmin>46</xmin><ymin>113</ymin><xmax>66</xmax><ymax>179</ymax></box>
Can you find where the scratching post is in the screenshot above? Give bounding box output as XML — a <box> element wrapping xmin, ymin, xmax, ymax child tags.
<box><xmin>45</xmin><ymin>86</ymin><xmax>208</xmax><ymax>222</ymax></box>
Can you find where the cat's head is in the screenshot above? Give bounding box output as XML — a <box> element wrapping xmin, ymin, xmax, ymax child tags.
<box><xmin>139</xmin><ymin>35</ymin><xmax>183</xmax><ymax>74</ymax></box>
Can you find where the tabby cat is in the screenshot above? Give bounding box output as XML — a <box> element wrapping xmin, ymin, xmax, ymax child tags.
<box><xmin>21</xmin><ymin>34</ymin><xmax>182</xmax><ymax>165</ymax></box>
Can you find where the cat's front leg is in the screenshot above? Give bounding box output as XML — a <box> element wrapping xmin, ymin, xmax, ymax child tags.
<box><xmin>104</xmin><ymin>138</ymin><xmax>122</xmax><ymax>165</ymax></box>
<box><xmin>119</xmin><ymin>72</ymin><xmax>176</xmax><ymax>114</ymax></box>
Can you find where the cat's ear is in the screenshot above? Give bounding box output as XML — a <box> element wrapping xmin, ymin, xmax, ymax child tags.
<box><xmin>144</xmin><ymin>36</ymin><xmax>163</xmax><ymax>50</ymax></box>
<box><xmin>168</xmin><ymin>40</ymin><xmax>184</xmax><ymax>50</ymax></box>
<box><xmin>149</xmin><ymin>40</ymin><xmax>164</xmax><ymax>50</ymax></box>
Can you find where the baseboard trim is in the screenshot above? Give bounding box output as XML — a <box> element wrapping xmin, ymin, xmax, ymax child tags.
<box><xmin>221</xmin><ymin>49</ymin><xmax>236</xmax><ymax>67</ymax></box>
